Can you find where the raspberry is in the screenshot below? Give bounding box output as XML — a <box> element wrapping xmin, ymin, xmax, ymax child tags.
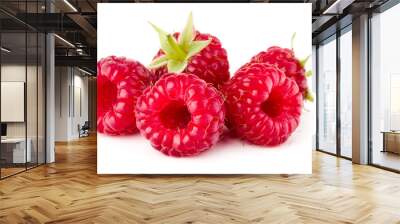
<box><xmin>250</xmin><ymin>46</ymin><xmax>310</xmax><ymax>99</ymax></box>
<box><xmin>223</xmin><ymin>63</ymin><xmax>303</xmax><ymax>146</ymax></box>
<box><xmin>149</xmin><ymin>13</ymin><xmax>229</xmax><ymax>88</ymax></box>
<box><xmin>152</xmin><ymin>32</ymin><xmax>230</xmax><ymax>88</ymax></box>
<box><xmin>97</xmin><ymin>56</ymin><xmax>151</xmax><ymax>135</ymax></box>
<box><xmin>135</xmin><ymin>73</ymin><xmax>225</xmax><ymax>157</ymax></box>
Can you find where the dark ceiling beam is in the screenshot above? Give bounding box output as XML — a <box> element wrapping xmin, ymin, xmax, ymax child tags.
<box><xmin>67</xmin><ymin>13</ymin><xmax>97</xmax><ymax>45</ymax></box>
<box><xmin>0</xmin><ymin>18</ymin><xmax>27</xmax><ymax>31</ymax></box>
<box><xmin>312</xmin><ymin>15</ymin><xmax>335</xmax><ymax>33</ymax></box>
<box><xmin>55</xmin><ymin>47</ymin><xmax>96</xmax><ymax>57</ymax></box>
<box><xmin>0</xmin><ymin>8</ymin><xmax>37</xmax><ymax>31</ymax></box>
<box><xmin>9</xmin><ymin>13</ymin><xmax>85</xmax><ymax>32</ymax></box>
<box><xmin>86</xmin><ymin>0</ymin><xmax>97</xmax><ymax>12</ymax></box>
<box><xmin>373</xmin><ymin>0</ymin><xmax>400</xmax><ymax>12</ymax></box>
<box><xmin>1</xmin><ymin>12</ymin><xmax>96</xmax><ymax>48</ymax></box>
<box><xmin>78</xmin><ymin>66</ymin><xmax>96</xmax><ymax>75</ymax></box>
<box><xmin>323</xmin><ymin>0</ymin><xmax>356</xmax><ymax>14</ymax></box>
<box><xmin>53</xmin><ymin>0</ymin><xmax>97</xmax><ymax>45</ymax></box>
<box><xmin>311</xmin><ymin>0</ymin><xmax>373</xmax><ymax>42</ymax></box>
<box><xmin>55</xmin><ymin>55</ymin><xmax>96</xmax><ymax>68</ymax></box>
<box><xmin>312</xmin><ymin>0</ymin><xmax>356</xmax><ymax>36</ymax></box>
<box><xmin>312</xmin><ymin>14</ymin><xmax>352</xmax><ymax>44</ymax></box>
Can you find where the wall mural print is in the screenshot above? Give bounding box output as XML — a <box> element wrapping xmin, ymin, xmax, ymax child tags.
<box><xmin>97</xmin><ymin>3</ymin><xmax>313</xmax><ymax>174</ymax></box>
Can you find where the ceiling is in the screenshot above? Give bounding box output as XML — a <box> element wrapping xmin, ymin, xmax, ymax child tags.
<box><xmin>0</xmin><ymin>0</ymin><xmax>393</xmax><ymax>74</ymax></box>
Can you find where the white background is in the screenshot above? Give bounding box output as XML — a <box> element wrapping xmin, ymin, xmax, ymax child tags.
<box><xmin>98</xmin><ymin>3</ymin><xmax>313</xmax><ymax>174</ymax></box>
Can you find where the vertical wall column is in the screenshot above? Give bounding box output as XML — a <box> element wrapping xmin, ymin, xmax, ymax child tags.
<box><xmin>46</xmin><ymin>33</ymin><xmax>55</xmax><ymax>163</ymax></box>
<box><xmin>45</xmin><ymin>0</ymin><xmax>55</xmax><ymax>163</ymax></box>
<box><xmin>54</xmin><ymin>67</ymin><xmax>90</xmax><ymax>141</ymax></box>
<box><xmin>312</xmin><ymin>45</ymin><xmax>317</xmax><ymax>150</ymax></box>
<box><xmin>55</xmin><ymin>67</ymin><xmax>71</xmax><ymax>141</ymax></box>
<box><xmin>352</xmin><ymin>14</ymin><xmax>369</xmax><ymax>164</ymax></box>
<box><xmin>88</xmin><ymin>77</ymin><xmax>97</xmax><ymax>132</ymax></box>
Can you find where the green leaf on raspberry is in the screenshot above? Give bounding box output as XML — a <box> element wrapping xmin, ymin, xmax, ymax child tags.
<box><xmin>291</xmin><ymin>32</ymin><xmax>296</xmax><ymax>50</ymax></box>
<box><xmin>186</xmin><ymin>39</ymin><xmax>212</xmax><ymax>59</ymax></box>
<box><xmin>149</xmin><ymin>13</ymin><xmax>211</xmax><ymax>72</ymax></box>
<box><xmin>167</xmin><ymin>59</ymin><xmax>188</xmax><ymax>73</ymax></box>
<box><xmin>305</xmin><ymin>89</ymin><xmax>314</xmax><ymax>102</ymax></box>
<box><xmin>149</xmin><ymin>55</ymin><xmax>168</xmax><ymax>69</ymax></box>
<box><xmin>300</xmin><ymin>55</ymin><xmax>310</xmax><ymax>68</ymax></box>
<box><xmin>149</xmin><ymin>23</ymin><xmax>181</xmax><ymax>60</ymax></box>
<box><xmin>305</xmin><ymin>70</ymin><xmax>312</xmax><ymax>77</ymax></box>
<box><xmin>179</xmin><ymin>12</ymin><xmax>195</xmax><ymax>51</ymax></box>
<box><xmin>167</xmin><ymin>34</ymin><xmax>186</xmax><ymax>60</ymax></box>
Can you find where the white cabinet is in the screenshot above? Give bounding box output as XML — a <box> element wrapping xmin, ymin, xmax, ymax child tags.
<box><xmin>1</xmin><ymin>138</ymin><xmax>32</xmax><ymax>163</ymax></box>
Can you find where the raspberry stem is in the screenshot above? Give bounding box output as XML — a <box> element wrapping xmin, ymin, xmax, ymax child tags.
<box><xmin>300</xmin><ymin>55</ymin><xmax>310</xmax><ymax>68</ymax></box>
<box><xmin>291</xmin><ymin>32</ymin><xmax>296</xmax><ymax>50</ymax></box>
<box><xmin>305</xmin><ymin>89</ymin><xmax>314</xmax><ymax>102</ymax></box>
<box><xmin>149</xmin><ymin>13</ymin><xmax>212</xmax><ymax>73</ymax></box>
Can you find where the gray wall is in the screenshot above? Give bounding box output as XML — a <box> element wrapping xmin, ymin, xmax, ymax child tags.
<box><xmin>54</xmin><ymin>67</ymin><xmax>89</xmax><ymax>141</ymax></box>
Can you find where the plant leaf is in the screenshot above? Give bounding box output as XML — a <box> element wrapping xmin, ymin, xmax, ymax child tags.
<box><xmin>167</xmin><ymin>34</ymin><xmax>186</xmax><ymax>60</ymax></box>
<box><xmin>291</xmin><ymin>32</ymin><xmax>296</xmax><ymax>50</ymax></box>
<box><xmin>300</xmin><ymin>55</ymin><xmax>310</xmax><ymax>68</ymax></box>
<box><xmin>149</xmin><ymin>55</ymin><xmax>168</xmax><ymax>69</ymax></box>
<box><xmin>149</xmin><ymin>22</ymin><xmax>180</xmax><ymax>60</ymax></box>
<box><xmin>186</xmin><ymin>39</ymin><xmax>211</xmax><ymax>59</ymax></box>
<box><xmin>305</xmin><ymin>70</ymin><xmax>312</xmax><ymax>77</ymax></box>
<box><xmin>149</xmin><ymin>22</ymin><xmax>168</xmax><ymax>36</ymax></box>
<box><xmin>167</xmin><ymin>60</ymin><xmax>188</xmax><ymax>73</ymax></box>
<box><xmin>305</xmin><ymin>89</ymin><xmax>314</xmax><ymax>102</ymax></box>
<box><xmin>179</xmin><ymin>12</ymin><xmax>195</xmax><ymax>52</ymax></box>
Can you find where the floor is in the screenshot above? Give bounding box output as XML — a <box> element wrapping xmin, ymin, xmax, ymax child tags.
<box><xmin>1</xmin><ymin>167</ymin><xmax>24</xmax><ymax>178</ymax></box>
<box><xmin>372</xmin><ymin>150</ymin><xmax>400</xmax><ymax>171</ymax></box>
<box><xmin>0</xmin><ymin>135</ymin><xmax>400</xmax><ymax>223</ymax></box>
<box><xmin>1</xmin><ymin>163</ymin><xmax>41</xmax><ymax>178</ymax></box>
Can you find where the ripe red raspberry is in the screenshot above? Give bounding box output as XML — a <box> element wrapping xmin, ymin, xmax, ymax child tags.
<box><xmin>135</xmin><ymin>73</ymin><xmax>225</xmax><ymax>157</ymax></box>
<box><xmin>223</xmin><ymin>63</ymin><xmax>303</xmax><ymax>146</ymax></box>
<box><xmin>250</xmin><ymin>46</ymin><xmax>310</xmax><ymax>99</ymax></box>
<box><xmin>97</xmin><ymin>56</ymin><xmax>151</xmax><ymax>135</ymax></box>
<box><xmin>152</xmin><ymin>32</ymin><xmax>229</xmax><ymax>87</ymax></box>
<box><xmin>149</xmin><ymin>13</ymin><xmax>229</xmax><ymax>88</ymax></box>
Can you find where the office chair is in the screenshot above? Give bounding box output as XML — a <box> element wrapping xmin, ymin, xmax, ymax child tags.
<box><xmin>79</xmin><ymin>121</ymin><xmax>90</xmax><ymax>138</ymax></box>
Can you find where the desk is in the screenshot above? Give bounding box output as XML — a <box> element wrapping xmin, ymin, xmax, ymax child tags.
<box><xmin>1</xmin><ymin>138</ymin><xmax>31</xmax><ymax>163</ymax></box>
<box><xmin>381</xmin><ymin>131</ymin><xmax>400</xmax><ymax>154</ymax></box>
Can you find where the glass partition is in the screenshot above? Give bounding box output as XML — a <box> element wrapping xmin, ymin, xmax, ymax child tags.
<box><xmin>38</xmin><ymin>32</ymin><xmax>45</xmax><ymax>165</ymax></box>
<box><xmin>0</xmin><ymin>1</ymin><xmax>46</xmax><ymax>179</ymax></box>
<box><xmin>317</xmin><ymin>36</ymin><xmax>337</xmax><ymax>155</ymax></box>
<box><xmin>370</xmin><ymin>3</ymin><xmax>400</xmax><ymax>171</ymax></box>
<box><xmin>27</xmin><ymin>30</ymin><xmax>38</xmax><ymax>169</ymax></box>
<box><xmin>1</xmin><ymin>31</ymin><xmax>28</xmax><ymax>177</ymax></box>
<box><xmin>339</xmin><ymin>28</ymin><xmax>352</xmax><ymax>158</ymax></box>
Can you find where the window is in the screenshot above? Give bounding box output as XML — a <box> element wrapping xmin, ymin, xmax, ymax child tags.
<box><xmin>317</xmin><ymin>36</ymin><xmax>337</xmax><ymax>155</ymax></box>
<box><xmin>339</xmin><ymin>28</ymin><xmax>352</xmax><ymax>158</ymax></box>
<box><xmin>370</xmin><ymin>3</ymin><xmax>400</xmax><ymax>171</ymax></box>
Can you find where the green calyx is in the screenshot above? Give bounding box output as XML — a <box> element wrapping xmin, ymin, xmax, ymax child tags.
<box><xmin>291</xmin><ymin>32</ymin><xmax>296</xmax><ymax>50</ymax></box>
<box><xmin>291</xmin><ymin>32</ymin><xmax>313</xmax><ymax>103</ymax></box>
<box><xmin>290</xmin><ymin>32</ymin><xmax>310</xmax><ymax>70</ymax></box>
<box><xmin>299</xmin><ymin>55</ymin><xmax>310</xmax><ymax>68</ymax></box>
<box><xmin>305</xmin><ymin>89</ymin><xmax>314</xmax><ymax>102</ymax></box>
<box><xmin>149</xmin><ymin>13</ymin><xmax>211</xmax><ymax>73</ymax></box>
